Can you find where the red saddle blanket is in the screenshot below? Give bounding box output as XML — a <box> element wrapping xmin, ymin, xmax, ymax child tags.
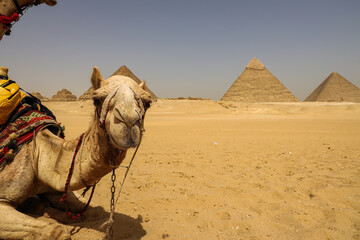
<box><xmin>0</xmin><ymin>106</ymin><xmax>62</xmax><ymax>169</ymax></box>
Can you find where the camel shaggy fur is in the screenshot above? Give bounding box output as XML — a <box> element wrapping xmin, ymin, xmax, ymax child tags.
<box><xmin>0</xmin><ymin>66</ymin><xmax>152</xmax><ymax>239</ymax></box>
<box><xmin>0</xmin><ymin>0</ymin><xmax>57</xmax><ymax>41</ymax></box>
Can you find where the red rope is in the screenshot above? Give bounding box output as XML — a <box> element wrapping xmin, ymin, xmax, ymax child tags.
<box><xmin>0</xmin><ymin>13</ymin><xmax>20</xmax><ymax>25</ymax></box>
<box><xmin>60</xmin><ymin>133</ymin><xmax>96</xmax><ymax>219</ymax></box>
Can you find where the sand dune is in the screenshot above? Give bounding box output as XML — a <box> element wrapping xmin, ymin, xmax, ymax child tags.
<box><xmin>32</xmin><ymin>100</ymin><xmax>360</xmax><ymax>239</ymax></box>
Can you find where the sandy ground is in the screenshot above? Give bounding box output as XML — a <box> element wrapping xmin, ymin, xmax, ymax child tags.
<box><xmin>37</xmin><ymin>100</ymin><xmax>360</xmax><ymax>239</ymax></box>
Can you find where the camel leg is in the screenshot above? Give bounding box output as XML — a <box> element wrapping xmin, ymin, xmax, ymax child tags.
<box><xmin>0</xmin><ymin>202</ymin><xmax>71</xmax><ymax>240</ymax></box>
<box><xmin>40</xmin><ymin>191</ymin><xmax>108</xmax><ymax>219</ymax></box>
<box><xmin>39</xmin><ymin>191</ymin><xmax>90</xmax><ymax>212</ymax></box>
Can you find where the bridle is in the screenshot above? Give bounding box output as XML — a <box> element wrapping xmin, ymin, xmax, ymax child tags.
<box><xmin>96</xmin><ymin>85</ymin><xmax>146</xmax><ymax>162</ymax></box>
<box><xmin>12</xmin><ymin>0</ymin><xmax>42</xmax><ymax>15</ymax></box>
<box><xmin>0</xmin><ymin>0</ymin><xmax>42</xmax><ymax>36</ymax></box>
<box><xmin>96</xmin><ymin>85</ymin><xmax>148</xmax><ymax>239</ymax></box>
<box><xmin>60</xmin><ymin>85</ymin><xmax>146</xmax><ymax>221</ymax></box>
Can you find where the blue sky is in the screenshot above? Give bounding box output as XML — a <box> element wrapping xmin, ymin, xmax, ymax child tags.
<box><xmin>1</xmin><ymin>0</ymin><xmax>359</xmax><ymax>100</ymax></box>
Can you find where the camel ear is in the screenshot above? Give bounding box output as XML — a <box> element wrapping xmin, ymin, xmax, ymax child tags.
<box><xmin>139</xmin><ymin>81</ymin><xmax>146</xmax><ymax>90</ymax></box>
<box><xmin>91</xmin><ymin>66</ymin><xmax>104</xmax><ymax>90</ymax></box>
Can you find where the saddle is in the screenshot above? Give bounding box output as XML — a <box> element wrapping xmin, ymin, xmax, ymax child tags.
<box><xmin>0</xmin><ymin>96</ymin><xmax>64</xmax><ymax>171</ymax></box>
<box><xmin>0</xmin><ymin>78</ymin><xmax>26</xmax><ymax>125</ymax></box>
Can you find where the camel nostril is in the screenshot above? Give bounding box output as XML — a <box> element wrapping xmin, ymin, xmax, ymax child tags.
<box><xmin>114</xmin><ymin>107</ymin><xmax>142</xmax><ymax>128</ymax></box>
<box><xmin>114</xmin><ymin>108</ymin><xmax>125</xmax><ymax>122</ymax></box>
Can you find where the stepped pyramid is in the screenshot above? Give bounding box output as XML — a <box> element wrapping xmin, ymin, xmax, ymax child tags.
<box><xmin>111</xmin><ymin>65</ymin><xmax>158</xmax><ymax>100</ymax></box>
<box><xmin>30</xmin><ymin>92</ymin><xmax>48</xmax><ymax>101</ymax></box>
<box><xmin>221</xmin><ymin>58</ymin><xmax>298</xmax><ymax>102</ymax></box>
<box><xmin>51</xmin><ymin>89</ymin><xmax>77</xmax><ymax>101</ymax></box>
<box><xmin>305</xmin><ymin>72</ymin><xmax>360</xmax><ymax>102</ymax></box>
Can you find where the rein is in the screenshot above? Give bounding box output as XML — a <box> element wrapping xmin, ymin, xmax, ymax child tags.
<box><xmin>59</xmin><ymin>133</ymin><xmax>96</xmax><ymax>220</ymax></box>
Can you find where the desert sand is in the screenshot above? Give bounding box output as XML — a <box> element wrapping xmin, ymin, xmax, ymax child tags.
<box><xmin>36</xmin><ymin>99</ymin><xmax>360</xmax><ymax>240</ymax></box>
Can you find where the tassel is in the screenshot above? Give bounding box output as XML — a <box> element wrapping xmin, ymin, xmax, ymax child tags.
<box><xmin>7</xmin><ymin>140</ymin><xmax>18</xmax><ymax>150</ymax></box>
<box><xmin>4</xmin><ymin>149</ymin><xmax>15</xmax><ymax>163</ymax></box>
<box><xmin>7</xmin><ymin>133</ymin><xmax>18</xmax><ymax>151</ymax></box>
<box><xmin>9</xmin><ymin>133</ymin><xmax>17</xmax><ymax>141</ymax></box>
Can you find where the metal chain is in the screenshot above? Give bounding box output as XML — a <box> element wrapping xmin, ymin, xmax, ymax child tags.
<box><xmin>109</xmin><ymin>168</ymin><xmax>116</xmax><ymax>239</ymax></box>
<box><xmin>103</xmin><ymin>139</ymin><xmax>142</xmax><ymax>240</ymax></box>
<box><xmin>102</xmin><ymin>106</ymin><xmax>144</xmax><ymax>240</ymax></box>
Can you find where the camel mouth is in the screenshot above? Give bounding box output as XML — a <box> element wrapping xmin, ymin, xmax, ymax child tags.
<box><xmin>109</xmin><ymin>135</ymin><xmax>139</xmax><ymax>150</ymax></box>
<box><xmin>108</xmin><ymin>124</ymin><xmax>141</xmax><ymax>150</ymax></box>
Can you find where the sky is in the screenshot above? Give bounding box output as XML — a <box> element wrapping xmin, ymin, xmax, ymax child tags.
<box><xmin>1</xmin><ymin>0</ymin><xmax>359</xmax><ymax>100</ymax></box>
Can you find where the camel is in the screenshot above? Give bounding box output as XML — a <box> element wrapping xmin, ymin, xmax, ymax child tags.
<box><xmin>0</xmin><ymin>66</ymin><xmax>152</xmax><ymax>239</ymax></box>
<box><xmin>0</xmin><ymin>0</ymin><xmax>57</xmax><ymax>41</ymax></box>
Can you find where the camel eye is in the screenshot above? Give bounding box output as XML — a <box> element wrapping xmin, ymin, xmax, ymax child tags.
<box><xmin>93</xmin><ymin>98</ymin><xmax>101</xmax><ymax>106</ymax></box>
<box><xmin>144</xmin><ymin>100</ymin><xmax>151</xmax><ymax>110</ymax></box>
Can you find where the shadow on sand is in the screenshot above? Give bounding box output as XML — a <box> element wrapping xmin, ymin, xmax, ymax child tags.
<box><xmin>68</xmin><ymin>209</ymin><xmax>147</xmax><ymax>240</ymax></box>
<box><xmin>18</xmin><ymin>196</ymin><xmax>147</xmax><ymax>239</ymax></box>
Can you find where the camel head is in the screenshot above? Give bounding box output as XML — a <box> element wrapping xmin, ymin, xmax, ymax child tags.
<box><xmin>90</xmin><ymin>66</ymin><xmax>152</xmax><ymax>150</ymax></box>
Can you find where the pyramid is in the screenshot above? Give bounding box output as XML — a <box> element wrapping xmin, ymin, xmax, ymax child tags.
<box><xmin>51</xmin><ymin>89</ymin><xmax>77</xmax><ymax>101</ymax></box>
<box><xmin>221</xmin><ymin>58</ymin><xmax>299</xmax><ymax>102</ymax></box>
<box><xmin>111</xmin><ymin>65</ymin><xmax>158</xmax><ymax>100</ymax></box>
<box><xmin>304</xmin><ymin>72</ymin><xmax>360</xmax><ymax>102</ymax></box>
<box><xmin>30</xmin><ymin>92</ymin><xmax>48</xmax><ymax>101</ymax></box>
<box><xmin>79</xmin><ymin>87</ymin><xmax>93</xmax><ymax>101</ymax></box>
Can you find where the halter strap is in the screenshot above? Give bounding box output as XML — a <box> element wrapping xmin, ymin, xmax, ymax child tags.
<box><xmin>98</xmin><ymin>85</ymin><xmax>144</xmax><ymax>129</ymax></box>
<box><xmin>1</xmin><ymin>0</ymin><xmax>44</xmax><ymax>36</ymax></box>
<box><xmin>12</xmin><ymin>0</ymin><xmax>23</xmax><ymax>14</ymax></box>
<box><xmin>96</xmin><ymin>85</ymin><xmax>145</xmax><ymax>161</ymax></box>
<box><xmin>99</xmin><ymin>85</ymin><xmax>122</xmax><ymax>126</ymax></box>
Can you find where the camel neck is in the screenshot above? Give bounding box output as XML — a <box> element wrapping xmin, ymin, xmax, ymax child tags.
<box><xmin>36</xmin><ymin>110</ymin><xmax>127</xmax><ymax>192</ymax></box>
<box><xmin>73</xmin><ymin>114</ymin><xmax>126</xmax><ymax>188</ymax></box>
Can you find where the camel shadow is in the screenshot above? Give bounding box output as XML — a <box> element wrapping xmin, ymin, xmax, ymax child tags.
<box><xmin>18</xmin><ymin>196</ymin><xmax>147</xmax><ymax>239</ymax></box>
<box><xmin>68</xmin><ymin>209</ymin><xmax>147</xmax><ymax>240</ymax></box>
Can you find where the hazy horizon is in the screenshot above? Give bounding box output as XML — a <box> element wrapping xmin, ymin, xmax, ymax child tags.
<box><xmin>1</xmin><ymin>0</ymin><xmax>359</xmax><ymax>100</ymax></box>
